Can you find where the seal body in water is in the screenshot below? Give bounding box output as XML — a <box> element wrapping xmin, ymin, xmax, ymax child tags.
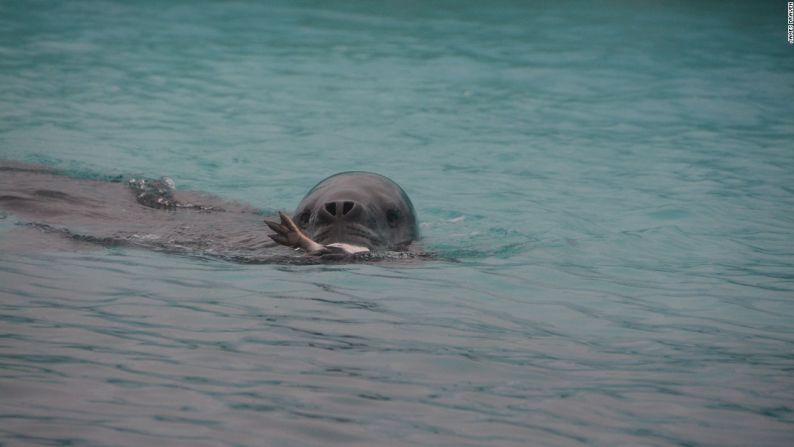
<box><xmin>0</xmin><ymin>162</ymin><xmax>420</xmax><ymax>264</ymax></box>
<box><xmin>265</xmin><ymin>172</ymin><xmax>418</xmax><ymax>256</ymax></box>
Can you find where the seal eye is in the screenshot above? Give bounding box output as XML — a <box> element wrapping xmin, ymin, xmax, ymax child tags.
<box><xmin>298</xmin><ymin>210</ymin><xmax>311</xmax><ymax>226</ymax></box>
<box><xmin>386</xmin><ymin>209</ymin><xmax>400</xmax><ymax>227</ymax></box>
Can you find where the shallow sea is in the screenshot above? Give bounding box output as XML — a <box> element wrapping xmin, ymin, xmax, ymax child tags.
<box><xmin>1</xmin><ymin>1</ymin><xmax>794</xmax><ymax>446</ymax></box>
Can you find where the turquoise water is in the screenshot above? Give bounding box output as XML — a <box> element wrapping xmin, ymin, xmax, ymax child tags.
<box><xmin>2</xmin><ymin>1</ymin><xmax>794</xmax><ymax>445</ymax></box>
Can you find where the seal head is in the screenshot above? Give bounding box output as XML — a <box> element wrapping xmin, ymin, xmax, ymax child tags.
<box><xmin>292</xmin><ymin>172</ymin><xmax>418</xmax><ymax>251</ymax></box>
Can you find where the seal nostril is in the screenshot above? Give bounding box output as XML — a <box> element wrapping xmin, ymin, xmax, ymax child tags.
<box><xmin>325</xmin><ymin>202</ymin><xmax>337</xmax><ymax>216</ymax></box>
<box><xmin>342</xmin><ymin>201</ymin><xmax>354</xmax><ymax>215</ymax></box>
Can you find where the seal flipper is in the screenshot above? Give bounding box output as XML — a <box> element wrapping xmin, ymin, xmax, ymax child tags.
<box><xmin>128</xmin><ymin>176</ymin><xmax>178</xmax><ymax>209</ymax></box>
<box><xmin>127</xmin><ymin>176</ymin><xmax>221</xmax><ymax>211</ymax></box>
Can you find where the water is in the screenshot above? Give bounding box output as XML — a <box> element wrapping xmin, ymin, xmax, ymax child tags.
<box><xmin>1</xmin><ymin>1</ymin><xmax>793</xmax><ymax>445</ymax></box>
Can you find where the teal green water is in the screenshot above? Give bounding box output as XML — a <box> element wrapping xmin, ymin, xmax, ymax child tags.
<box><xmin>2</xmin><ymin>1</ymin><xmax>794</xmax><ymax>446</ymax></box>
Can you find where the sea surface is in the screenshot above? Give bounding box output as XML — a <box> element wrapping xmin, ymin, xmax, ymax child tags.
<box><xmin>1</xmin><ymin>1</ymin><xmax>793</xmax><ymax>446</ymax></box>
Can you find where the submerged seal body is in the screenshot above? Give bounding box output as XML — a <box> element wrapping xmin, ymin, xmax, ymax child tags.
<box><xmin>265</xmin><ymin>172</ymin><xmax>419</xmax><ymax>256</ymax></box>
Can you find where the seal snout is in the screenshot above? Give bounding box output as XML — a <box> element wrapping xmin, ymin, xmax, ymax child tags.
<box><xmin>318</xmin><ymin>200</ymin><xmax>362</xmax><ymax>222</ymax></box>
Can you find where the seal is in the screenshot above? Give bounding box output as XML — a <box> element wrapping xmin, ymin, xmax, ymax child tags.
<box><xmin>0</xmin><ymin>162</ymin><xmax>421</xmax><ymax>264</ymax></box>
<box><xmin>265</xmin><ymin>172</ymin><xmax>418</xmax><ymax>256</ymax></box>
